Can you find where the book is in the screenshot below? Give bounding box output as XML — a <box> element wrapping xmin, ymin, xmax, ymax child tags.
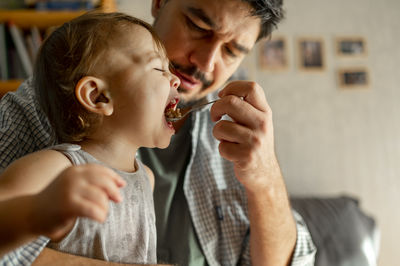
<box><xmin>25</xmin><ymin>34</ymin><xmax>36</xmax><ymax>64</ymax></box>
<box><xmin>0</xmin><ymin>23</ymin><xmax>8</xmax><ymax>79</ymax></box>
<box><xmin>8</xmin><ymin>48</ymin><xmax>25</xmax><ymax>79</ymax></box>
<box><xmin>35</xmin><ymin>0</ymin><xmax>94</xmax><ymax>11</ymax></box>
<box><xmin>30</xmin><ymin>26</ymin><xmax>42</xmax><ymax>53</ymax></box>
<box><xmin>8</xmin><ymin>22</ymin><xmax>33</xmax><ymax>77</ymax></box>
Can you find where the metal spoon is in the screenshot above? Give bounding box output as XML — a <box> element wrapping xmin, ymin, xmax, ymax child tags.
<box><xmin>166</xmin><ymin>99</ymin><xmax>218</xmax><ymax>122</ymax></box>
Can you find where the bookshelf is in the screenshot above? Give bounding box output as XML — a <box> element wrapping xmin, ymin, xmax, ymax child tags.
<box><xmin>0</xmin><ymin>0</ymin><xmax>116</xmax><ymax>94</ymax></box>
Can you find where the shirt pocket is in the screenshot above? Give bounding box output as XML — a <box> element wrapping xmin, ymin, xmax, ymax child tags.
<box><xmin>212</xmin><ymin>187</ymin><xmax>249</xmax><ymax>265</ymax></box>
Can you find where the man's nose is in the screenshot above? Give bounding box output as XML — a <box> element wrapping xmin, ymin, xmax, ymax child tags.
<box><xmin>189</xmin><ymin>40</ymin><xmax>220</xmax><ymax>73</ymax></box>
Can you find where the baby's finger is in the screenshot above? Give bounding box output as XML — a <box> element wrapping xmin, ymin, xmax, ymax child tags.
<box><xmin>89</xmin><ymin>164</ymin><xmax>126</xmax><ymax>188</ymax></box>
<box><xmin>105</xmin><ymin>168</ymin><xmax>126</xmax><ymax>188</ymax></box>
<box><xmin>80</xmin><ymin>185</ymin><xmax>110</xmax><ymax>212</ymax></box>
<box><xmin>73</xmin><ymin>197</ymin><xmax>108</xmax><ymax>223</ymax></box>
<box><xmin>85</xmin><ymin>167</ymin><xmax>125</xmax><ymax>203</ymax></box>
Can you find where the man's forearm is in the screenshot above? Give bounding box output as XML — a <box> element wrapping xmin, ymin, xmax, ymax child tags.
<box><xmin>0</xmin><ymin>196</ymin><xmax>38</xmax><ymax>257</ymax></box>
<box><xmin>247</xmin><ymin>164</ymin><xmax>297</xmax><ymax>266</ymax></box>
<box><xmin>34</xmin><ymin>248</ymin><xmax>131</xmax><ymax>266</ymax></box>
<box><xmin>33</xmin><ymin>248</ymin><xmax>172</xmax><ymax>266</ymax></box>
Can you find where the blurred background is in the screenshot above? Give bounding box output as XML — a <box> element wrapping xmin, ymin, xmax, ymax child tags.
<box><xmin>120</xmin><ymin>1</ymin><xmax>399</xmax><ymax>265</ymax></box>
<box><xmin>0</xmin><ymin>0</ymin><xmax>398</xmax><ymax>265</ymax></box>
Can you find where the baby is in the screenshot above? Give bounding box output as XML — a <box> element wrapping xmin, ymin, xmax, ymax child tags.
<box><xmin>0</xmin><ymin>11</ymin><xmax>179</xmax><ymax>264</ymax></box>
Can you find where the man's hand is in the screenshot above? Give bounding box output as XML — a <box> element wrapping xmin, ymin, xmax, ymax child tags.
<box><xmin>210</xmin><ymin>81</ymin><xmax>296</xmax><ymax>265</ymax></box>
<box><xmin>31</xmin><ymin>164</ymin><xmax>126</xmax><ymax>241</ymax></box>
<box><xmin>210</xmin><ymin>80</ymin><xmax>279</xmax><ymax>193</ymax></box>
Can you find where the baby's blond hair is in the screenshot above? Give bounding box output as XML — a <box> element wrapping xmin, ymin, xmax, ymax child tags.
<box><xmin>34</xmin><ymin>11</ymin><xmax>166</xmax><ymax>143</ymax></box>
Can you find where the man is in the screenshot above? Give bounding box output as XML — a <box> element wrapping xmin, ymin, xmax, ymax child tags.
<box><xmin>0</xmin><ymin>0</ymin><xmax>316</xmax><ymax>265</ymax></box>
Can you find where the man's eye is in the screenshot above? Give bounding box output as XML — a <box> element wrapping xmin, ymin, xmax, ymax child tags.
<box><xmin>224</xmin><ymin>46</ymin><xmax>237</xmax><ymax>58</ymax></box>
<box><xmin>154</xmin><ymin>68</ymin><xmax>166</xmax><ymax>72</ymax></box>
<box><xmin>185</xmin><ymin>17</ymin><xmax>207</xmax><ymax>33</ymax></box>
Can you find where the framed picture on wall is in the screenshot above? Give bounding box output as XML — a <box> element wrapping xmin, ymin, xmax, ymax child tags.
<box><xmin>297</xmin><ymin>37</ymin><xmax>325</xmax><ymax>71</ymax></box>
<box><xmin>338</xmin><ymin>67</ymin><xmax>369</xmax><ymax>89</ymax></box>
<box><xmin>259</xmin><ymin>36</ymin><xmax>288</xmax><ymax>71</ymax></box>
<box><xmin>336</xmin><ymin>37</ymin><xmax>367</xmax><ymax>57</ymax></box>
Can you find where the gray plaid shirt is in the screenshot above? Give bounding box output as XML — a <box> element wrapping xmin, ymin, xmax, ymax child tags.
<box><xmin>0</xmin><ymin>79</ymin><xmax>316</xmax><ymax>265</ymax></box>
<box><xmin>170</xmin><ymin>95</ymin><xmax>316</xmax><ymax>265</ymax></box>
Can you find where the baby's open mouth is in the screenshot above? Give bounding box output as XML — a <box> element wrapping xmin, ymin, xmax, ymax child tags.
<box><xmin>164</xmin><ymin>98</ymin><xmax>181</xmax><ymax>121</ymax></box>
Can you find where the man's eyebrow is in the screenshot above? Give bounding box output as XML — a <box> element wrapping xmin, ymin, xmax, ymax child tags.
<box><xmin>186</xmin><ymin>6</ymin><xmax>250</xmax><ymax>55</ymax></box>
<box><xmin>186</xmin><ymin>6</ymin><xmax>216</xmax><ymax>29</ymax></box>
<box><xmin>232</xmin><ymin>42</ymin><xmax>250</xmax><ymax>54</ymax></box>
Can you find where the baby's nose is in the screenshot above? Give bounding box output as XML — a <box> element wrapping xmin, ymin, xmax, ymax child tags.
<box><xmin>170</xmin><ymin>73</ymin><xmax>180</xmax><ymax>89</ymax></box>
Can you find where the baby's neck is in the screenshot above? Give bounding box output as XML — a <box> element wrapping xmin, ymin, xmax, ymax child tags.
<box><xmin>78</xmin><ymin>139</ymin><xmax>138</xmax><ymax>173</ymax></box>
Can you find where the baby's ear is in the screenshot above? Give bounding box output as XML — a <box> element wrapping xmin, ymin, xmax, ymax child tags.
<box><xmin>75</xmin><ymin>76</ymin><xmax>113</xmax><ymax>116</ymax></box>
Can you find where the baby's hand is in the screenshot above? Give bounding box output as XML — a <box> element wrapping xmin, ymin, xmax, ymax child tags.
<box><xmin>31</xmin><ymin>164</ymin><xmax>126</xmax><ymax>241</ymax></box>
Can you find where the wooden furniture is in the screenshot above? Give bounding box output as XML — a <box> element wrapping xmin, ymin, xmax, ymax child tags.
<box><xmin>0</xmin><ymin>0</ymin><xmax>116</xmax><ymax>95</ymax></box>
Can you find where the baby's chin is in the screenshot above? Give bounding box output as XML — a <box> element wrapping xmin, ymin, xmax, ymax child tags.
<box><xmin>154</xmin><ymin>136</ymin><xmax>174</xmax><ymax>149</ymax></box>
<box><xmin>155</xmin><ymin>141</ymin><xmax>171</xmax><ymax>149</ymax></box>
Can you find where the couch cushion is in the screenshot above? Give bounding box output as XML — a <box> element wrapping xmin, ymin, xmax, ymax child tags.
<box><xmin>291</xmin><ymin>196</ymin><xmax>379</xmax><ymax>266</ymax></box>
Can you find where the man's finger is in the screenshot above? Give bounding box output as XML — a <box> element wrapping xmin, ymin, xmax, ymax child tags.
<box><xmin>210</xmin><ymin>96</ymin><xmax>267</xmax><ymax>130</ymax></box>
<box><xmin>218</xmin><ymin>81</ymin><xmax>268</xmax><ymax>112</ymax></box>
<box><xmin>217</xmin><ymin>141</ymin><xmax>249</xmax><ymax>163</ymax></box>
<box><xmin>213</xmin><ymin>120</ymin><xmax>252</xmax><ymax>144</ymax></box>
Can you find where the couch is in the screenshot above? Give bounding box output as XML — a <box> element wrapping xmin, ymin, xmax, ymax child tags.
<box><xmin>291</xmin><ymin>195</ymin><xmax>380</xmax><ymax>266</ymax></box>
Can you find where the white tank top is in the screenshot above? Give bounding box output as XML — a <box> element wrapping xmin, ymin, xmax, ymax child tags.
<box><xmin>47</xmin><ymin>144</ymin><xmax>157</xmax><ymax>264</ymax></box>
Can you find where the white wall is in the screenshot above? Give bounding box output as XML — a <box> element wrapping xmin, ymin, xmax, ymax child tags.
<box><xmin>117</xmin><ymin>0</ymin><xmax>152</xmax><ymax>23</ymax></box>
<box><xmin>251</xmin><ymin>1</ymin><xmax>399</xmax><ymax>265</ymax></box>
<box><xmin>117</xmin><ymin>1</ymin><xmax>399</xmax><ymax>265</ymax></box>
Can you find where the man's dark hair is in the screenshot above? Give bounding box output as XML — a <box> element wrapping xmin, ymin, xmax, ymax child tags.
<box><xmin>243</xmin><ymin>0</ymin><xmax>285</xmax><ymax>40</ymax></box>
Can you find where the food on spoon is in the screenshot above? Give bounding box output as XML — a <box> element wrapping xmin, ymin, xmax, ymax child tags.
<box><xmin>165</xmin><ymin>108</ymin><xmax>182</xmax><ymax>119</ymax></box>
<box><xmin>164</xmin><ymin>98</ymin><xmax>181</xmax><ymax>120</ymax></box>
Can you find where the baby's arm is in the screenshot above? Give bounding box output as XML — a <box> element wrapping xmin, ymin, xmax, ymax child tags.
<box><xmin>0</xmin><ymin>150</ymin><xmax>73</xmax><ymax>199</ymax></box>
<box><xmin>0</xmin><ymin>150</ymin><xmax>126</xmax><ymax>255</ymax></box>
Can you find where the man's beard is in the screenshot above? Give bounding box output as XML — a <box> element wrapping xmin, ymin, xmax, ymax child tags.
<box><xmin>171</xmin><ymin>62</ymin><xmax>213</xmax><ymax>107</ymax></box>
<box><xmin>177</xmin><ymin>97</ymin><xmax>202</xmax><ymax>109</ymax></box>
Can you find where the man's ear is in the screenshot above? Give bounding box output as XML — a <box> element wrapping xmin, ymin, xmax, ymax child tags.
<box><xmin>151</xmin><ymin>0</ymin><xmax>165</xmax><ymax>18</ymax></box>
<box><xmin>75</xmin><ymin>76</ymin><xmax>113</xmax><ymax>116</ymax></box>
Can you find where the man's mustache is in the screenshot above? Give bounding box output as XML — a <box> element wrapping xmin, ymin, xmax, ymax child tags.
<box><xmin>171</xmin><ymin>63</ymin><xmax>213</xmax><ymax>89</ymax></box>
